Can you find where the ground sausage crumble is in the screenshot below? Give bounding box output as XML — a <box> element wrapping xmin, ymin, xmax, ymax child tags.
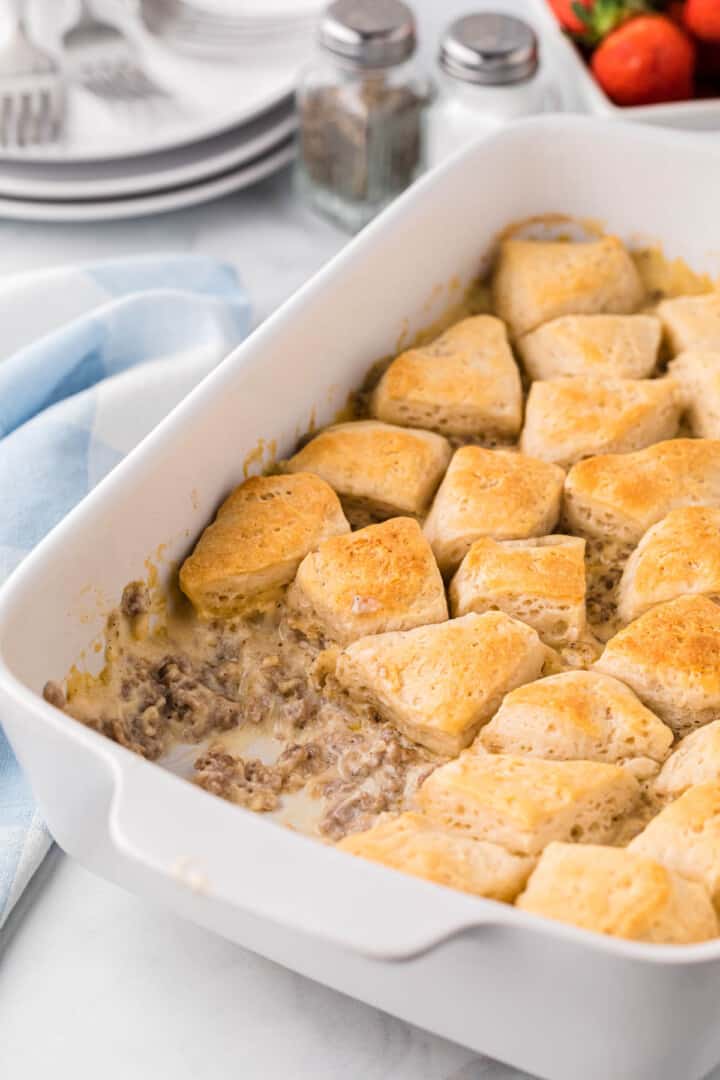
<box><xmin>46</xmin><ymin>587</ymin><xmax>440</xmax><ymax>841</ymax></box>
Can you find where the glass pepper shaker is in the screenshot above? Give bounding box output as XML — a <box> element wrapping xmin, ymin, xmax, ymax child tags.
<box><xmin>296</xmin><ymin>0</ymin><xmax>431</xmax><ymax>233</ymax></box>
<box><xmin>427</xmin><ymin>13</ymin><xmax>555</xmax><ymax>169</ymax></box>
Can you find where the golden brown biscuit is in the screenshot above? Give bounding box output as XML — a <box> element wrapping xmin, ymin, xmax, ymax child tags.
<box><xmin>618</xmin><ymin>506</ymin><xmax>720</xmax><ymax>624</ymax></box>
<box><xmin>517</xmin><ymin>313</ymin><xmax>661</xmax><ymax>381</ymax></box>
<box><xmin>668</xmin><ymin>350</ymin><xmax>720</xmax><ymax>438</ymax></box>
<box><xmin>630</xmin><ymin>784</ymin><xmax>720</xmax><ymax>910</ymax></box>
<box><xmin>283</xmin><ymin>420</ymin><xmax>451</xmax><ymax>526</ymax></box>
<box><xmin>337</xmin><ymin>812</ymin><xmax>535</xmax><ymax>900</ymax></box>
<box><xmin>287</xmin><ymin>516</ymin><xmax>448</xmax><ymax>646</ymax></box>
<box><xmin>658</xmin><ymin>290</ymin><xmax>720</xmax><ymax>353</ymax></box>
<box><xmin>516</xmin><ymin>842</ymin><xmax>718</xmax><ymax>944</ymax></box>
<box><xmin>491</xmin><ymin>236</ymin><xmax>644</xmax><ymax>340</ymax></box>
<box><xmin>423</xmin><ymin>446</ymin><xmax>565</xmax><ymax>576</ymax></box>
<box><xmin>179</xmin><ymin>473</ymin><xmax>349</xmax><ymax>618</ymax></box>
<box><xmin>449</xmin><ymin>535</ymin><xmax>586</xmax><ymax>646</ymax></box>
<box><xmin>480</xmin><ymin>670</ymin><xmax>673</xmax><ymax>777</ymax></box>
<box><xmin>333</xmin><ymin>612</ymin><xmax>546</xmax><ymax>755</ymax></box>
<box><xmin>655</xmin><ymin>721</ymin><xmax>720</xmax><ymax>798</ymax></box>
<box><xmin>520</xmin><ymin>377</ymin><xmax>680</xmax><ymax>469</ymax></box>
<box><xmin>417</xmin><ymin>753</ymin><xmax>639</xmax><ymax>855</ymax></box>
<box><xmin>563</xmin><ymin>438</ymin><xmax>720</xmax><ymax>543</ymax></box>
<box><xmin>371</xmin><ymin>315</ymin><xmax>522</xmax><ymax>439</ymax></box>
<box><xmin>595</xmin><ymin>595</ymin><xmax>720</xmax><ymax>737</ymax></box>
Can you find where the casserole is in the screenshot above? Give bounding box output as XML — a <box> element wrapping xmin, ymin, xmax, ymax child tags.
<box><xmin>3</xmin><ymin>116</ymin><xmax>720</xmax><ymax>1080</ymax></box>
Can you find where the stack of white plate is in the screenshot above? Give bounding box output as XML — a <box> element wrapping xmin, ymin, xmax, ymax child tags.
<box><xmin>142</xmin><ymin>0</ymin><xmax>322</xmax><ymax>56</ymax></box>
<box><xmin>0</xmin><ymin>1</ymin><xmax>322</xmax><ymax>222</ymax></box>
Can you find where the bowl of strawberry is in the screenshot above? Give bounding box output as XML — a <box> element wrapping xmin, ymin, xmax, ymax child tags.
<box><xmin>546</xmin><ymin>0</ymin><xmax>720</xmax><ymax>127</ymax></box>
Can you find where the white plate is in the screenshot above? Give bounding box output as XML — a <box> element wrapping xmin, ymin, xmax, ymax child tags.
<box><xmin>142</xmin><ymin>0</ymin><xmax>320</xmax><ymax>31</ymax></box>
<box><xmin>184</xmin><ymin>0</ymin><xmax>323</xmax><ymax>15</ymax></box>
<box><xmin>0</xmin><ymin>138</ymin><xmax>294</xmax><ymax>222</ymax></box>
<box><xmin>140</xmin><ymin>0</ymin><xmax>319</xmax><ymax>54</ymax></box>
<box><xmin>0</xmin><ymin>99</ymin><xmax>296</xmax><ymax>199</ymax></box>
<box><xmin>0</xmin><ymin>5</ymin><xmax>309</xmax><ymax>163</ymax></box>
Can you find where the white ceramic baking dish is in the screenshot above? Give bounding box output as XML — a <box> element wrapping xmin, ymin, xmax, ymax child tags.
<box><xmin>3</xmin><ymin>116</ymin><xmax>720</xmax><ymax>1080</ymax></box>
<box><xmin>531</xmin><ymin>0</ymin><xmax>720</xmax><ymax>131</ymax></box>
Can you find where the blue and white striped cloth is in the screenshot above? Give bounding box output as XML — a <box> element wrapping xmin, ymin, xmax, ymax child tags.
<box><xmin>0</xmin><ymin>255</ymin><xmax>251</xmax><ymax>926</ymax></box>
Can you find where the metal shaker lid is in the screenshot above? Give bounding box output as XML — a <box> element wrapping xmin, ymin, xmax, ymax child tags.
<box><xmin>319</xmin><ymin>0</ymin><xmax>417</xmax><ymax>68</ymax></box>
<box><xmin>439</xmin><ymin>13</ymin><xmax>539</xmax><ymax>86</ymax></box>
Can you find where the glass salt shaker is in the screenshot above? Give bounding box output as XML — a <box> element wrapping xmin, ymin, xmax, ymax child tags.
<box><xmin>296</xmin><ymin>0</ymin><xmax>431</xmax><ymax>233</ymax></box>
<box><xmin>427</xmin><ymin>13</ymin><xmax>553</xmax><ymax>169</ymax></box>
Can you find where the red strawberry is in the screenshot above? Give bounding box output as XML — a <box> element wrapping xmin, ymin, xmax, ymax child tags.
<box><xmin>569</xmin><ymin>0</ymin><xmax>652</xmax><ymax>45</ymax></box>
<box><xmin>591</xmin><ymin>14</ymin><xmax>695</xmax><ymax>104</ymax></box>
<box><xmin>548</xmin><ymin>0</ymin><xmax>594</xmax><ymax>33</ymax></box>
<box><xmin>684</xmin><ymin>0</ymin><xmax>720</xmax><ymax>43</ymax></box>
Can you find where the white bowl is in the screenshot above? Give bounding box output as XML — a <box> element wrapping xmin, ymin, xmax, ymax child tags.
<box><xmin>533</xmin><ymin>0</ymin><xmax>720</xmax><ymax>130</ymax></box>
<box><xmin>3</xmin><ymin>116</ymin><xmax>720</xmax><ymax>1080</ymax></box>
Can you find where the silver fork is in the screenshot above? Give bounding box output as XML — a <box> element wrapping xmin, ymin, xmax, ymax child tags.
<box><xmin>62</xmin><ymin>0</ymin><xmax>169</xmax><ymax>102</ymax></box>
<box><xmin>0</xmin><ymin>5</ymin><xmax>64</xmax><ymax>148</ymax></box>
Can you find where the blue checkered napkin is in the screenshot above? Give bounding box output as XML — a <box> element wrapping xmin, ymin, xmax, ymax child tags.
<box><xmin>0</xmin><ymin>255</ymin><xmax>251</xmax><ymax>926</ymax></box>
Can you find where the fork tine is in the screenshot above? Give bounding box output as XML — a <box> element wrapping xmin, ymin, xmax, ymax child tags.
<box><xmin>78</xmin><ymin>64</ymin><xmax>151</xmax><ymax>103</ymax></box>
<box><xmin>0</xmin><ymin>9</ymin><xmax>64</xmax><ymax>148</ymax></box>
<box><xmin>27</xmin><ymin>88</ymin><xmax>40</xmax><ymax>144</ymax></box>
<box><xmin>17</xmin><ymin>90</ymin><xmax>32</xmax><ymax>147</ymax></box>
<box><xmin>0</xmin><ymin>94</ymin><xmax>12</xmax><ymax>147</ymax></box>
<box><xmin>51</xmin><ymin>85</ymin><xmax>65</xmax><ymax>140</ymax></box>
<box><xmin>41</xmin><ymin>87</ymin><xmax>54</xmax><ymax>143</ymax></box>
<box><xmin>35</xmin><ymin>87</ymin><xmax>52</xmax><ymax>144</ymax></box>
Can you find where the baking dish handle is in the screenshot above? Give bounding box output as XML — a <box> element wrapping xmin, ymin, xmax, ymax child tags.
<box><xmin>108</xmin><ymin>753</ymin><xmax>511</xmax><ymax>961</ymax></box>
